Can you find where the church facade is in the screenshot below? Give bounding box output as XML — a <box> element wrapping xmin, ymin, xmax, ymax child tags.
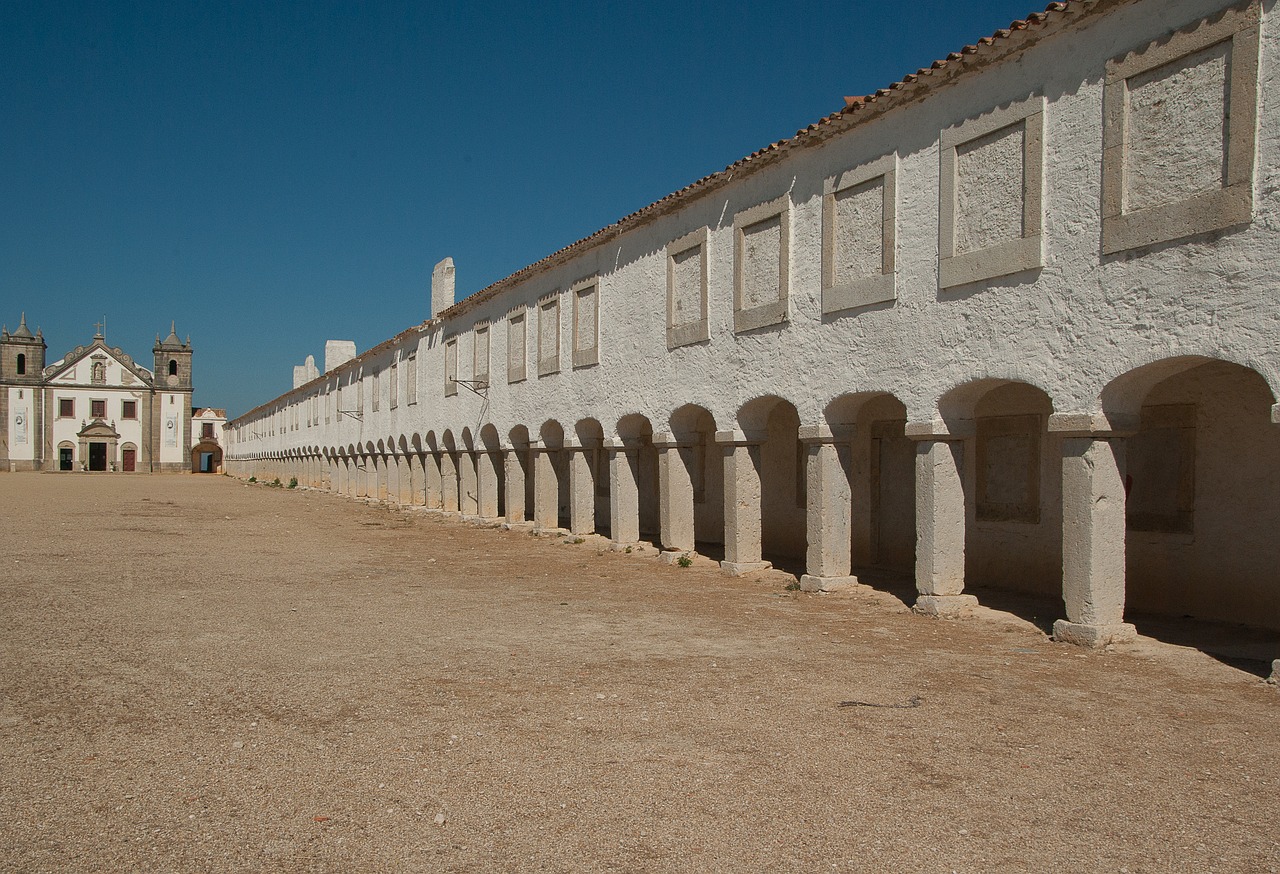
<box><xmin>0</xmin><ymin>316</ymin><xmax>194</xmax><ymax>473</ymax></box>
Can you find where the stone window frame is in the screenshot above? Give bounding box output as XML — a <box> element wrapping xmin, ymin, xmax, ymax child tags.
<box><xmin>822</xmin><ymin>153</ymin><xmax>897</xmax><ymax>315</ymax></box>
<box><xmin>406</xmin><ymin>354</ymin><xmax>417</xmax><ymax>405</ymax></box>
<box><xmin>666</xmin><ymin>227</ymin><xmax>709</xmax><ymax>348</ymax></box>
<box><xmin>570</xmin><ymin>276</ymin><xmax>600</xmax><ymax>369</ymax></box>
<box><xmin>371</xmin><ymin>369</ymin><xmax>381</xmax><ymax>412</ymax></box>
<box><xmin>90</xmin><ymin>398</ymin><xmax>106</xmax><ymax>419</ymax></box>
<box><xmin>732</xmin><ymin>194</ymin><xmax>791</xmax><ymax>333</ymax></box>
<box><xmin>938</xmin><ymin>94</ymin><xmax>1045</xmax><ymax>289</ymax></box>
<box><xmin>507</xmin><ymin>307</ymin><xmax>527</xmax><ymax>384</ymax></box>
<box><xmin>389</xmin><ymin>358</ymin><xmax>398</xmax><ymax>410</ymax></box>
<box><xmin>121</xmin><ymin>399</ymin><xmax>137</xmax><ymax>420</ymax></box>
<box><xmin>444</xmin><ymin>336</ymin><xmax>458</xmax><ymax>397</ymax></box>
<box><xmin>537</xmin><ymin>292</ymin><xmax>561</xmax><ymax>378</ymax></box>
<box><xmin>1100</xmin><ymin>2</ymin><xmax>1260</xmax><ymax>255</ymax></box>
<box><xmin>58</xmin><ymin>397</ymin><xmax>74</xmax><ymax>418</ymax></box>
<box><xmin>473</xmin><ymin>320</ymin><xmax>491</xmax><ymax>386</ymax></box>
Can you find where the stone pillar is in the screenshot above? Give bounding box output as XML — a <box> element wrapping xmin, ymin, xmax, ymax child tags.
<box><xmin>408</xmin><ymin>455</ymin><xmax>423</xmax><ymax>505</ymax></box>
<box><xmin>567</xmin><ymin>438</ymin><xmax>596</xmax><ymax>535</ymax></box>
<box><xmin>424</xmin><ymin>452</ymin><xmax>443</xmax><ymax>509</ymax></box>
<box><xmin>532</xmin><ymin>442</ymin><xmax>559</xmax><ymax>530</ymax></box>
<box><xmin>909</xmin><ymin>432</ymin><xmax>976</xmax><ymax>615</ymax></box>
<box><xmin>607</xmin><ymin>438</ymin><xmax>640</xmax><ymax>544</ymax></box>
<box><xmin>398</xmin><ymin>456</ymin><xmax>412</xmax><ymax>504</ymax></box>
<box><xmin>459</xmin><ymin>450</ymin><xmax>479</xmax><ymax>516</ymax></box>
<box><xmin>440</xmin><ymin>451</ymin><xmax>459</xmax><ymax>512</ymax></box>
<box><xmin>476</xmin><ymin>450</ymin><xmax>500</xmax><ymax>518</ymax></box>
<box><xmin>504</xmin><ymin>448</ymin><xmax>527</xmax><ymax>523</ymax></box>
<box><xmin>717</xmin><ymin>430</ymin><xmax>770</xmax><ymax>575</ymax></box>
<box><xmin>655</xmin><ymin>432</ymin><xmax>695</xmax><ymax>553</ymax></box>
<box><xmin>799</xmin><ymin>425</ymin><xmax>858</xmax><ymax>592</ymax></box>
<box><xmin>1054</xmin><ymin>436</ymin><xmax>1137</xmax><ymax>647</ymax></box>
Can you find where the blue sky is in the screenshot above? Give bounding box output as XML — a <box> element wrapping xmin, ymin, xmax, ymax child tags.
<box><xmin>2</xmin><ymin>0</ymin><xmax>1044</xmax><ymax>417</ymax></box>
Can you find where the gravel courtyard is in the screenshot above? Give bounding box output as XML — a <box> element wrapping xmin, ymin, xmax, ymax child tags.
<box><xmin>1</xmin><ymin>474</ymin><xmax>1277</xmax><ymax>872</ymax></box>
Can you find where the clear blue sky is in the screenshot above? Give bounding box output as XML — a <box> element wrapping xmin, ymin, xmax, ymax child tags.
<box><xmin>2</xmin><ymin>0</ymin><xmax>1044</xmax><ymax>418</ymax></box>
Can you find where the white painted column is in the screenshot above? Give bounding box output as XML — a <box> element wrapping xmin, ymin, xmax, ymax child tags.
<box><xmin>566</xmin><ymin>438</ymin><xmax>596</xmax><ymax>535</ymax></box>
<box><xmin>504</xmin><ymin>448</ymin><xmax>528</xmax><ymax>523</ymax></box>
<box><xmin>607</xmin><ymin>438</ymin><xmax>640</xmax><ymax>544</ymax></box>
<box><xmin>655</xmin><ymin>432</ymin><xmax>695</xmax><ymax>553</ymax></box>
<box><xmin>1054</xmin><ymin>434</ymin><xmax>1137</xmax><ymax>647</ymax></box>
<box><xmin>424</xmin><ymin>452</ymin><xmax>443</xmax><ymax>509</ymax></box>
<box><xmin>532</xmin><ymin>442</ymin><xmax>559</xmax><ymax>530</ymax></box>
<box><xmin>717</xmin><ymin>430</ymin><xmax>770</xmax><ymax>576</ymax></box>
<box><xmin>799</xmin><ymin>425</ymin><xmax>858</xmax><ymax>592</ymax></box>
<box><xmin>459</xmin><ymin>451</ymin><xmax>479</xmax><ymax>516</ymax></box>
<box><xmin>440</xmin><ymin>451</ymin><xmax>459</xmax><ymax>512</ymax></box>
<box><xmin>909</xmin><ymin>431</ymin><xmax>976</xmax><ymax>615</ymax></box>
<box><xmin>477</xmin><ymin>450</ymin><xmax>500</xmax><ymax>518</ymax></box>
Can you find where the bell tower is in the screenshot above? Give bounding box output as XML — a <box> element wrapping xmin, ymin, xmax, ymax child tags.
<box><xmin>153</xmin><ymin>321</ymin><xmax>192</xmax><ymax>389</ymax></box>
<box><xmin>0</xmin><ymin>313</ymin><xmax>46</xmax><ymax>383</ymax></box>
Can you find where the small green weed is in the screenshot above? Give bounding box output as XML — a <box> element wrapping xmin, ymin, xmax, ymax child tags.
<box><xmin>248</xmin><ymin>476</ymin><xmax>257</xmax><ymax>483</ymax></box>
<box><xmin>676</xmin><ymin>553</ymin><xmax>693</xmax><ymax>568</ymax></box>
<box><xmin>784</xmin><ymin>581</ymin><xmax>801</xmax><ymax>591</ymax></box>
<box><xmin>288</xmin><ymin>477</ymin><xmax>298</xmax><ymax>489</ymax></box>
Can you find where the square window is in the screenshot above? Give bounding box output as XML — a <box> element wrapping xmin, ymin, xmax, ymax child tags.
<box><xmin>1101</xmin><ymin>2</ymin><xmax>1259</xmax><ymax>253</ymax></box>
<box><xmin>59</xmin><ymin>398</ymin><xmax>74</xmax><ymax>418</ymax></box>
<box><xmin>666</xmin><ymin>228</ymin><xmax>709</xmax><ymax>348</ymax></box>
<box><xmin>822</xmin><ymin>154</ymin><xmax>897</xmax><ymax>314</ymax></box>
<box><xmin>939</xmin><ymin>95</ymin><xmax>1044</xmax><ymax>289</ymax></box>
<box><xmin>507</xmin><ymin>310</ymin><xmax>527</xmax><ymax>384</ymax></box>
<box><xmin>571</xmin><ymin>278</ymin><xmax>599</xmax><ymax>368</ymax></box>
<box><xmin>444</xmin><ymin>337</ymin><xmax>458</xmax><ymax>396</ymax></box>
<box><xmin>474</xmin><ymin>321</ymin><xmax>491</xmax><ymax>385</ymax></box>
<box><xmin>733</xmin><ymin>195</ymin><xmax>790</xmax><ymax>333</ymax></box>
<box><xmin>537</xmin><ymin>293</ymin><xmax>560</xmax><ymax>377</ymax></box>
<box><xmin>91</xmin><ymin>399</ymin><xmax>106</xmax><ymax>419</ymax></box>
<box><xmin>202</xmin><ymin>422</ymin><xmax>214</xmax><ymax>439</ymax></box>
<box><xmin>121</xmin><ymin>400</ymin><xmax>137</xmax><ymax>419</ymax></box>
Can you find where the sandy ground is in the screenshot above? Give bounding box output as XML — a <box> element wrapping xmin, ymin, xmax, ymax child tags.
<box><xmin>0</xmin><ymin>473</ymin><xmax>1277</xmax><ymax>873</ymax></box>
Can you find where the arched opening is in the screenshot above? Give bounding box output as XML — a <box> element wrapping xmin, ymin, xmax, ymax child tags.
<box><xmin>668</xmin><ymin>404</ymin><xmax>723</xmax><ymax>556</ymax></box>
<box><xmin>190</xmin><ymin>440</ymin><xmax>222</xmax><ymax>473</ymax></box>
<box><xmin>738</xmin><ymin>396</ymin><xmax>805</xmax><ymax>575</ymax></box>
<box><xmin>58</xmin><ymin>440</ymin><xmax>75</xmax><ymax>471</ymax></box>
<box><xmin>508</xmin><ymin>425</ymin><xmax>534</xmax><ymax>522</ymax></box>
<box><xmin>17</xmin><ymin>353</ymin><xmax>26</xmax><ymax>375</ymax></box>
<box><xmin>536</xmin><ymin>420</ymin><xmax>569</xmax><ymax>529</ymax></box>
<box><xmin>1107</xmin><ymin>359</ymin><xmax>1280</xmax><ymax>636</ymax></box>
<box><xmin>168</xmin><ymin>358</ymin><xmax>178</xmax><ymax>377</ymax></box>
<box><xmin>615</xmin><ymin>414</ymin><xmax>659</xmax><ymax>544</ymax></box>
<box><xmin>478</xmin><ymin>424</ymin><xmax>505</xmax><ymax>518</ymax></box>
<box><xmin>440</xmin><ymin>431</ymin><xmax>459</xmax><ymax>512</ymax></box>
<box><xmin>573</xmin><ymin>418</ymin><xmax>608</xmax><ymax>534</ymax></box>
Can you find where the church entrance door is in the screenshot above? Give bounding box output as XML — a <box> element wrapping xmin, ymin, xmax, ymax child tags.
<box><xmin>89</xmin><ymin>442</ymin><xmax>107</xmax><ymax>471</ymax></box>
<box><xmin>59</xmin><ymin>447</ymin><xmax>74</xmax><ymax>471</ymax></box>
<box><xmin>122</xmin><ymin>449</ymin><xmax>136</xmax><ymax>472</ymax></box>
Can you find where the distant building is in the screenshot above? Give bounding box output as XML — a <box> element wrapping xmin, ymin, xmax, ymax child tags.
<box><xmin>191</xmin><ymin>407</ymin><xmax>226</xmax><ymax>473</ymax></box>
<box><xmin>0</xmin><ymin>315</ymin><xmax>198</xmax><ymax>473</ymax></box>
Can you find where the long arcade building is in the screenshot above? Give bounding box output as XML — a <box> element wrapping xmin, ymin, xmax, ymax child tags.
<box><xmin>226</xmin><ymin>0</ymin><xmax>1280</xmax><ymax>646</ymax></box>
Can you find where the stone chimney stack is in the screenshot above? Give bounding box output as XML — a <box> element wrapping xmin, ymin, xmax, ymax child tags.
<box><xmin>292</xmin><ymin>365</ymin><xmax>308</xmax><ymax>388</ymax></box>
<box><xmin>432</xmin><ymin>257</ymin><xmax>456</xmax><ymax>318</ymax></box>
<box><xmin>305</xmin><ymin>354</ymin><xmax>319</xmax><ymax>382</ymax></box>
<box><xmin>324</xmin><ymin>340</ymin><xmax>357</xmax><ymax>373</ymax></box>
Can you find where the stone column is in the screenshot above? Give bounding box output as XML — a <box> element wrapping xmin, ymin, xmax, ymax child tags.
<box><xmin>908</xmin><ymin>427</ymin><xmax>975</xmax><ymax>615</ymax></box>
<box><xmin>504</xmin><ymin>447</ymin><xmax>528</xmax><ymax>523</ymax></box>
<box><xmin>799</xmin><ymin>425</ymin><xmax>858</xmax><ymax>592</ymax></box>
<box><xmin>398</xmin><ymin>456</ymin><xmax>412</xmax><ymax>504</ymax></box>
<box><xmin>477</xmin><ymin>450</ymin><xmax>500</xmax><ymax>518</ymax></box>
<box><xmin>459</xmin><ymin>450</ymin><xmax>479</xmax><ymax>516</ymax></box>
<box><xmin>424</xmin><ymin>452</ymin><xmax>443</xmax><ymax>509</ymax></box>
<box><xmin>606</xmin><ymin>438</ymin><xmax>641</xmax><ymax>544</ymax></box>
<box><xmin>1054</xmin><ymin>434</ymin><xmax>1136</xmax><ymax>647</ymax></box>
<box><xmin>655</xmin><ymin>432</ymin><xmax>695</xmax><ymax>553</ymax></box>
<box><xmin>717</xmin><ymin>430</ymin><xmax>770</xmax><ymax>576</ymax></box>
<box><xmin>440</xmin><ymin>451</ymin><xmax>459</xmax><ymax>512</ymax></box>
<box><xmin>532</xmin><ymin>442</ymin><xmax>559</xmax><ymax>530</ymax></box>
<box><xmin>408</xmin><ymin>454</ymin><xmax>423</xmax><ymax>505</ymax></box>
<box><xmin>566</xmin><ymin>438</ymin><xmax>597</xmax><ymax>535</ymax></box>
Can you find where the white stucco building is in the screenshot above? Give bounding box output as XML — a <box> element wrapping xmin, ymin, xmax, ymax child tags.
<box><xmin>1</xmin><ymin>318</ymin><xmax>195</xmax><ymax>473</ymax></box>
<box><xmin>226</xmin><ymin>0</ymin><xmax>1280</xmax><ymax>645</ymax></box>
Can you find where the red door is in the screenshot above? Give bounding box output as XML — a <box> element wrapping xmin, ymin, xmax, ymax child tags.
<box><xmin>122</xmin><ymin>449</ymin><xmax>136</xmax><ymax>472</ymax></box>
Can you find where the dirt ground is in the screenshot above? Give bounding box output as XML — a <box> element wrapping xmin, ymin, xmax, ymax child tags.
<box><xmin>1</xmin><ymin>474</ymin><xmax>1277</xmax><ymax>873</ymax></box>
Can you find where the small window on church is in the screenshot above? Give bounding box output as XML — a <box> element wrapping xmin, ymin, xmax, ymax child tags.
<box><xmin>59</xmin><ymin>398</ymin><xmax>74</xmax><ymax>418</ymax></box>
<box><xmin>121</xmin><ymin>400</ymin><xmax>137</xmax><ymax>419</ymax></box>
<box><xmin>91</xmin><ymin>399</ymin><xmax>106</xmax><ymax>418</ymax></box>
<box><xmin>202</xmin><ymin>423</ymin><xmax>214</xmax><ymax>439</ymax></box>
<box><xmin>16</xmin><ymin>354</ymin><xmax>25</xmax><ymax>375</ymax></box>
<box><xmin>168</xmin><ymin>359</ymin><xmax>178</xmax><ymax>377</ymax></box>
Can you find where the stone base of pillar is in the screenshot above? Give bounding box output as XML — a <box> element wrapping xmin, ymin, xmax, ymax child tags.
<box><xmin>1269</xmin><ymin>660</ymin><xmax>1279</xmax><ymax>687</ymax></box>
<box><xmin>720</xmin><ymin>560</ymin><xmax>771</xmax><ymax>576</ymax></box>
<box><xmin>799</xmin><ymin>574</ymin><xmax>860</xmax><ymax>593</ymax></box>
<box><xmin>609</xmin><ymin>541</ymin><xmax>660</xmax><ymax>556</ymax></box>
<box><xmin>533</xmin><ymin>525</ymin><xmax>569</xmax><ymax>537</ymax></box>
<box><xmin>913</xmin><ymin>594</ymin><xmax>979</xmax><ymax>617</ymax></box>
<box><xmin>1052</xmin><ymin>619</ymin><xmax>1137</xmax><ymax>648</ymax></box>
<box><xmin>502</xmin><ymin>520</ymin><xmax>535</xmax><ymax>531</ymax></box>
<box><xmin>657</xmin><ymin>549</ymin><xmax>695</xmax><ymax>566</ymax></box>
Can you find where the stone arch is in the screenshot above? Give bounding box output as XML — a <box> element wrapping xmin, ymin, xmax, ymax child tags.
<box><xmin>666</xmin><ymin>404</ymin><xmax>723</xmax><ymax>551</ymax></box>
<box><xmin>571</xmin><ymin>418</ymin><xmax>608</xmax><ymax>533</ymax></box>
<box><xmin>535</xmin><ymin>420</ymin><xmax>569</xmax><ymax>528</ymax></box>
<box><xmin>1106</xmin><ymin>358</ymin><xmax>1280</xmax><ymax>631</ymax></box>
<box><xmin>615</xmin><ymin>413</ymin><xmax>659</xmax><ymax>543</ymax></box>
<box><xmin>735</xmin><ymin>396</ymin><xmax>805</xmax><ymax>571</ymax></box>
<box><xmin>440</xmin><ymin>429</ymin><xmax>460</xmax><ymax>512</ymax></box>
<box><xmin>507</xmin><ymin>424</ymin><xmax>534</xmax><ymax>522</ymax></box>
